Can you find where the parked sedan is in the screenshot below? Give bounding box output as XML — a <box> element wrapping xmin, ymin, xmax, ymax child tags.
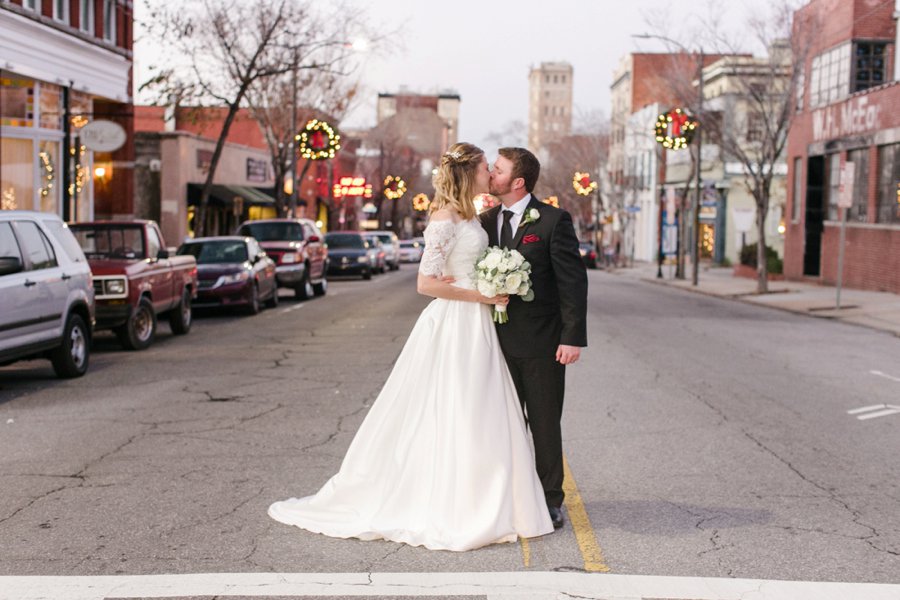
<box><xmin>325</xmin><ymin>232</ymin><xmax>372</xmax><ymax>280</ymax></box>
<box><xmin>579</xmin><ymin>242</ymin><xmax>598</xmax><ymax>269</ymax></box>
<box><xmin>177</xmin><ymin>236</ymin><xmax>278</xmax><ymax>314</ymax></box>
<box><xmin>363</xmin><ymin>234</ymin><xmax>387</xmax><ymax>274</ymax></box>
<box><xmin>399</xmin><ymin>239</ymin><xmax>423</xmax><ymax>263</ymax></box>
<box><xmin>369</xmin><ymin>230</ymin><xmax>400</xmax><ymax>270</ymax></box>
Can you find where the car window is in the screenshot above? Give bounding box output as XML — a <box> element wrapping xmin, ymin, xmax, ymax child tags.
<box><xmin>325</xmin><ymin>234</ymin><xmax>365</xmax><ymax>249</ymax></box>
<box><xmin>72</xmin><ymin>226</ymin><xmax>145</xmax><ymax>259</ymax></box>
<box><xmin>16</xmin><ymin>221</ymin><xmax>58</xmax><ymax>270</ymax></box>
<box><xmin>302</xmin><ymin>224</ymin><xmax>315</xmax><ymax>239</ymax></box>
<box><xmin>179</xmin><ymin>241</ymin><xmax>248</xmax><ymax>264</ymax></box>
<box><xmin>45</xmin><ymin>221</ymin><xmax>87</xmax><ymax>263</ymax></box>
<box><xmin>146</xmin><ymin>227</ymin><xmax>162</xmax><ymax>259</ymax></box>
<box><xmin>376</xmin><ymin>234</ymin><xmax>395</xmax><ymax>245</ymax></box>
<box><xmin>239</xmin><ymin>222</ymin><xmax>304</xmax><ymax>241</ymax></box>
<box><xmin>0</xmin><ymin>222</ymin><xmax>24</xmax><ymax>266</ymax></box>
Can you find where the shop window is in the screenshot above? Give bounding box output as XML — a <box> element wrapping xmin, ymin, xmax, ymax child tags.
<box><xmin>39</xmin><ymin>83</ymin><xmax>62</xmax><ymax>130</ymax></box>
<box><xmin>791</xmin><ymin>157</ymin><xmax>802</xmax><ymax>222</ymax></box>
<box><xmin>0</xmin><ymin>138</ymin><xmax>35</xmax><ymax>211</ymax></box>
<box><xmin>826</xmin><ymin>153</ymin><xmax>841</xmax><ymax>221</ymax></box>
<box><xmin>853</xmin><ymin>42</ymin><xmax>887</xmax><ymax>93</ymax></box>
<box><xmin>846</xmin><ymin>148</ymin><xmax>868</xmax><ymax>222</ymax></box>
<box><xmin>0</xmin><ymin>75</ymin><xmax>35</xmax><ymax>128</ymax></box>
<box><xmin>876</xmin><ymin>143</ymin><xmax>900</xmax><ymax>224</ymax></box>
<box><xmin>38</xmin><ymin>141</ymin><xmax>60</xmax><ymax>216</ymax></box>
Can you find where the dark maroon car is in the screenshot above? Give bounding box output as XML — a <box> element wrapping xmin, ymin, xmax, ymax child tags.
<box><xmin>177</xmin><ymin>236</ymin><xmax>278</xmax><ymax>314</ymax></box>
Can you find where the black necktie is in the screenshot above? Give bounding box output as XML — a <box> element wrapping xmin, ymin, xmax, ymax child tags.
<box><xmin>500</xmin><ymin>210</ymin><xmax>514</xmax><ymax>249</ymax></box>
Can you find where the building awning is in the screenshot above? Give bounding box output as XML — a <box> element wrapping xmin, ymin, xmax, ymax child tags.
<box><xmin>187</xmin><ymin>184</ymin><xmax>277</xmax><ymax>207</ymax></box>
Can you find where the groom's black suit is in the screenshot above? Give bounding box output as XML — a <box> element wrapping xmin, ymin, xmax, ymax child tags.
<box><xmin>480</xmin><ymin>195</ymin><xmax>588</xmax><ymax>508</ymax></box>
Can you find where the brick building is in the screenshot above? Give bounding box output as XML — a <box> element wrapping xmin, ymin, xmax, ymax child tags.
<box><xmin>0</xmin><ymin>0</ymin><xmax>133</xmax><ymax>222</ymax></box>
<box><xmin>785</xmin><ymin>0</ymin><xmax>900</xmax><ymax>293</ymax></box>
<box><xmin>528</xmin><ymin>62</ymin><xmax>573</xmax><ymax>156</ymax></box>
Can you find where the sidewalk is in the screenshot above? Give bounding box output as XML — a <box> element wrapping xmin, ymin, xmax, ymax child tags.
<box><xmin>611</xmin><ymin>261</ymin><xmax>900</xmax><ymax>337</ymax></box>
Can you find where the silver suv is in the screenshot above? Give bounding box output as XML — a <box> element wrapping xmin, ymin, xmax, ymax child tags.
<box><xmin>0</xmin><ymin>211</ymin><xmax>95</xmax><ymax>377</ymax></box>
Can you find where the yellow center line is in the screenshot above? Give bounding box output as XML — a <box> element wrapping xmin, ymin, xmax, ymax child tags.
<box><xmin>562</xmin><ymin>455</ymin><xmax>609</xmax><ymax>572</ymax></box>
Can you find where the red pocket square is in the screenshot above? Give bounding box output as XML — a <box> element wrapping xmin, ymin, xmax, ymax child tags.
<box><xmin>522</xmin><ymin>234</ymin><xmax>541</xmax><ymax>244</ymax></box>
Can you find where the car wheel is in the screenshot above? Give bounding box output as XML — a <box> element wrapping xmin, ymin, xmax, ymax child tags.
<box><xmin>50</xmin><ymin>313</ymin><xmax>90</xmax><ymax>378</ymax></box>
<box><xmin>312</xmin><ymin>277</ymin><xmax>327</xmax><ymax>297</ymax></box>
<box><xmin>115</xmin><ymin>297</ymin><xmax>156</xmax><ymax>351</ymax></box>
<box><xmin>265</xmin><ymin>284</ymin><xmax>279</xmax><ymax>308</ymax></box>
<box><xmin>168</xmin><ymin>288</ymin><xmax>192</xmax><ymax>334</ymax></box>
<box><xmin>294</xmin><ymin>268</ymin><xmax>313</xmax><ymax>300</ymax></box>
<box><xmin>247</xmin><ymin>283</ymin><xmax>261</xmax><ymax>315</ymax></box>
<box><xmin>362</xmin><ymin>268</ymin><xmax>372</xmax><ymax>281</ymax></box>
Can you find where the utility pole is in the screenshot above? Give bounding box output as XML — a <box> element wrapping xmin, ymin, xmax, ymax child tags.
<box><xmin>288</xmin><ymin>47</ymin><xmax>299</xmax><ymax>218</ymax></box>
<box><xmin>692</xmin><ymin>47</ymin><xmax>705</xmax><ymax>287</ymax></box>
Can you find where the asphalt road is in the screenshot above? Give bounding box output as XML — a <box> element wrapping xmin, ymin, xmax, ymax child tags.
<box><xmin>0</xmin><ymin>266</ymin><xmax>898</xmax><ymax>591</ymax></box>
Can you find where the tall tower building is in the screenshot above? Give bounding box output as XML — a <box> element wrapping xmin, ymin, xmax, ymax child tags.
<box><xmin>528</xmin><ymin>62</ymin><xmax>573</xmax><ymax>153</ymax></box>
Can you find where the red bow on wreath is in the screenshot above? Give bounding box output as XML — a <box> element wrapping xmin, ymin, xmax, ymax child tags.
<box><xmin>310</xmin><ymin>131</ymin><xmax>326</xmax><ymax>149</ymax></box>
<box><xmin>668</xmin><ymin>110</ymin><xmax>689</xmax><ymax>136</ymax></box>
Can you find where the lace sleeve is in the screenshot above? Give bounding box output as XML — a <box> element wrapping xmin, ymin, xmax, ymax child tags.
<box><xmin>418</xmin><ymin>220</ymin><xmax>458</xmax><ymax>277</ymax></box>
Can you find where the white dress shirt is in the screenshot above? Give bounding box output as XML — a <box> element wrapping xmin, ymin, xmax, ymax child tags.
<box><xmin>497</xmin><ymin>194</ymin><xmax>532</xmax><ymax>242</ymax></box>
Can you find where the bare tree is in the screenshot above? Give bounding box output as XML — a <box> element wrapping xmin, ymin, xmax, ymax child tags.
<box><xmin>140</xmin><ymin>0</ymin><xmax>363</xmax><ymax>236</ymax></box>
<box><xmin>642</xmin><ymin>0</ymin><xmax>815</xmax><ymax>292</ymax></box>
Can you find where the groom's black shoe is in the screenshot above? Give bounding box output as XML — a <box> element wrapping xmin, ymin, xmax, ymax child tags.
<box><xmin>548</xmin><ymin>506</ymin><xmax>564</xmax><ymax>529</ymax></box>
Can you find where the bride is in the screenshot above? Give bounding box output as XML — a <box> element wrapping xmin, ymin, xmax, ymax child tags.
<box><xmin>268</xmin><ymin>142</ymin><xmax>553</xmax><ymax>551</ymax></box>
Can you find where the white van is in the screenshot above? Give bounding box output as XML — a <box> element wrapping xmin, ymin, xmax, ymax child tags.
<box><xmin>0</xmin><ymin>211</ymin><xmax>95</xmax><ymax>377</ymax></box>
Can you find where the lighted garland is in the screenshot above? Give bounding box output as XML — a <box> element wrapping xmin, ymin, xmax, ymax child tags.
<box><xmin>38</xmin><ymin>151</ymin><xmax>55</xmax><ymax>198</ymax></box>
<box><xmin>543</xmin><ymin>196</ymin><xmax>559</xmax><ymax>208</ymax></box>
<box><xmin>412</xmin><ymin>193</ymin><xmax>430</xmax><ymax>211</ymax></box>
<box><xmin>383</xmin><ymin>175</ymin><xmax>407</xmax><ymax>200</ymax></box>
<box><xmin>654</xmin><ymin>107</ymin><xmax>697</xmax><ymax>150</ymax></box>
<box><xmin>573</xmin><ymin>172</ymin><xmax>597</xmax><ymax>196</ymax></box>
<box><xmin>297</xmin><ymin>119</ymin><xmax>341</xmax><ymax>160</ymax></box>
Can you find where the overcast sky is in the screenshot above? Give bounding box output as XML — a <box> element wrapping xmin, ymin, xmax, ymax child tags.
<box><xmin>134</xmin><ymin>0</ymin><xmax>765</xmax><ymax>151</ymax></box>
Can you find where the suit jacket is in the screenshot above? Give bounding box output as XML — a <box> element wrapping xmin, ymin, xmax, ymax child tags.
<box><xmin>479</xmin><ymin>197</ymin><xmax>588</xmax><ymax>358</ymax></box>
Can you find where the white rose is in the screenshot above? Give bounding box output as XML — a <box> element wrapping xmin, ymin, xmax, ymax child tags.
<box><xmin>505</xmin><ymin>273</ymin><xmax>522</xmax><ymax>293</ymax></box>
<box><xmin>477</xmin><ymin>280</ymin><xmax>497</xmax><ymax>297</ymax></box>
<box><xmin>508</xmin><ymin>251</ymin><xmax>524</xmax><ymax>268</ymax></box>
<box><xmin>484</xmin><ymin>252</ymin><xmax>502</xmax><ymax>269</ymax></box>
<box><xmin>477</xmin><ymin>260</ymin><xmax>487</xmax><ymax>269</ymax></box>
<box><xmin>497</xmin><ymin>259</ymin><xmax>510</xmax><ymax>273</ymax></box>
<box><xmin>529</xmin><ymin>208</ymin><xmax>540</xmax><ymax>220</ymax></box>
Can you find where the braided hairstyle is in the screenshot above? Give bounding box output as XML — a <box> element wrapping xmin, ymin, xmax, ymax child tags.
<box><xmin>430</xmin><ymin>142</ymin><xmax>483</xmax><ymax>221</ymax></box>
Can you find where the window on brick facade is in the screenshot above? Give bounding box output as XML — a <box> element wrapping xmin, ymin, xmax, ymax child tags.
<box><xmin>103</xmin><ymin>0</ymin><xmax>116</xmax><ymax>43</ymax></box>
<box><xmin>846</xmin><ymin>148</ymin><xmax>868</xmax><ymax>222</ymax></box>
<box><xmin>852</xmin><ymin>42</ymin><xmax>887</xmax><ymax>93</ymax></box>
<box><xmin>21</xmin><ymin>0</ymin><xmax>37</xmax><ymax>10</ymax></box>
<box><xmin>876</xmin><ymin>143</ymin><xmax>900</xmax><ymax>224</ymax></box>
<box><xmin>79</xmin><ymin>0</ymin><xmax>94</xmax><ymax>34</ymax></box>
<box><xmin>792</xmin><ymin>157</ymin><xmax>802</xmax><ymax>222</ymax></box>
<box><xmin>746</xmin><ymin>112</ymin><xmax>765</xmax><ymax>143</ymax></box>
<box><xmin>809</xmin><ymin>43</ymin><xmax>851</xmax><ymax>108</ymax></box>
<box><xmin>53</xmin><ymin>0</ymin><xmax>69</xmax><ymax>23</ymax></box>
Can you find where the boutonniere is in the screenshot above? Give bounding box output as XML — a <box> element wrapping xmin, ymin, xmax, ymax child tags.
<box><xmin>519</xmin><ymin>208</ymin><xmax>540</xmax><ymax>228</ymax></box>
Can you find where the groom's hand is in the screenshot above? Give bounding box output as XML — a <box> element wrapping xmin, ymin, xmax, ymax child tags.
<box><xmin>556</xmin><ymin>345</ymin><xmax>581</xmax><ymax>365</ymax></box>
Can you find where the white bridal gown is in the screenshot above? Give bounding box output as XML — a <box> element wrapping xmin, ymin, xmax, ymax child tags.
<box><xmin>268</xmin><ymin>218</ymin><xmax>553</xmax><ymax>551</ymax></box>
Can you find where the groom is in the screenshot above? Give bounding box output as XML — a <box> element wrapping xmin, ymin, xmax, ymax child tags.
<box><xmin>481</xmin><ymin>147</ymin><xmax>588</xmax><ymax>530</ymax></box>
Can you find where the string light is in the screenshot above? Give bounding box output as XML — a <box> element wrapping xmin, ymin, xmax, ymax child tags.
<box><xmin>383</xmin><ymin>175</ymin><xmax>407</xmax><ymax>200</ymax></box>
<box><xmin>412</xmin><ymin>193</ymin><xmax>430</xmax><ymax>211</ymax></box>
<box><xmin>654</xmin><ymin>107</ymin><xmax>698</xmax><ymax>150</ymax></box>
<box><xmin>543</xmin><ymin>196</ymin><xmax>559</xmax><ymax>208</ymax></box>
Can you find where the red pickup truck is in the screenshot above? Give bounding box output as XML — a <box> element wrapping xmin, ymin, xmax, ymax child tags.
<box><xmin>69</xmin><ymin>220</ymin><xmax>198</xmax><ymax>350</ymax></box>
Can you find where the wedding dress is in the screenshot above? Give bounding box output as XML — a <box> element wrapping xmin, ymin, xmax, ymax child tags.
<box><xmin>268</xmin><ymin>218</ymin><xmax>553</xmax><ymax>551</ymax></box>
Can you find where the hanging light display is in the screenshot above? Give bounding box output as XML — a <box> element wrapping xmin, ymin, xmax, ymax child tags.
<box><xmin>383</xmin><ymin>175</ymin><xmax>407</xmax><ymax>200</ymax></box>
<box><xmin>412</xmin><ymin>193</ymin><xmax>430</xmax><ymax>211</ymax></box>
<box><xmin>654</xmin><ymin>107</ymin><xmax>698</xmax><ymax>150</ymax></box>
<box><xmin>297</xmin><ymin>119</ymin><xmax>341</xmax><ymax>160</ymax></box>
<box><xmin>573</xmin><ymin>172</ymin><xmax>597</xmax><ymax>196</ymax></box>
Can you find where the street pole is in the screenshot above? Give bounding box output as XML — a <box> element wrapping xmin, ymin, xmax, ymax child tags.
<box><xmin>656</xmin><ymin>142</ymin><xmax>665</xmax><ymax>278</ymax></box>
<box><xmin>288</xmin><ymin>48</ymin><xmax>298</xmax><ymax>219</ymax></box>
<box><xmin>692</xmin><ymin>47</ymin><xmax>704</xmax><ymax>286</ymax></box>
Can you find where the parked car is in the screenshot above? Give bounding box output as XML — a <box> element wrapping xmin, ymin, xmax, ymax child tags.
<box><xmin>177</xmin><ymin>236</ymin><xmax>278</xmax><ymax>314</ymax></box>
<box><xmin>399</xmin><ymin>239</ymin><xmax>424</xmax><ymax>263</ymax></box>
<box><xmin>363</xmin><ymin>234</ymin><xmax>387</xmax><ymax>274</ymax></box>
<box><xmin>324</xmin><ymin>232</ymin><xmax>372</xmax><ymax>280</ymax></box>
<box><xmin>579</xmin><ymin>242</ymin><xmax>598</xmax><ymax>269</ymax></box>
<box><xmin>235</xmin><ymin>218</ymin><xmax>327</xmax><ymax>300</ymax></box>
<box><xmin>69</xmin><ymin>220</ymin><xmax>198</xmax><ymax>350</ymax></box>
<box><xmin>369</xmin><ymin>230</ymin><xmax>400</xmax><ymax>270</ymax></box>
<box><xmin>0</xmin><ymin>211</ymin><xmax>94</xmax><ymax>377</ymax></box>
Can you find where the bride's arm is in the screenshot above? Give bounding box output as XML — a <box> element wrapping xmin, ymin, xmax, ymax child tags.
<box><xmin>416</xmin><ymin>211</ymin><xmax>506</xmax><ymax>305</ymax></box>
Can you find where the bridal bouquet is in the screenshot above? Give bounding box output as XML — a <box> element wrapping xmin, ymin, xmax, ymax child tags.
<box><xmin>473</xmin><ymin>246</ymin><xmax>534</xmax><ymax>324</ymax></box>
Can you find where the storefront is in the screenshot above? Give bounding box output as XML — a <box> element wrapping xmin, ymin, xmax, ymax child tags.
<box><xmin>0</xmin><ymin>4</ymin><xmax>132</xmax><ymax>221</ymax></box>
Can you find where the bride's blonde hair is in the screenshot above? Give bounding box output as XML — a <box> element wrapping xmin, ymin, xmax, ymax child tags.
<box><xmin>430</xmin><ymin>142</ymin><xmax>483</xmax><ymax>221</ymax></box>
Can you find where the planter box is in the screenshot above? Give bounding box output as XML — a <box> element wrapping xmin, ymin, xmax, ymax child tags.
<box><xmin>733</xmin><ymin>264</ymin><xmax>785</xmax><ymax>281</ymax></box>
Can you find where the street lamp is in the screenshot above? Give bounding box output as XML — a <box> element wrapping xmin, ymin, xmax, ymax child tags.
<box><xmin>633</xmin><ymin>33</ymin><xmax>705</xmax><ymax>287</ymax></box>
